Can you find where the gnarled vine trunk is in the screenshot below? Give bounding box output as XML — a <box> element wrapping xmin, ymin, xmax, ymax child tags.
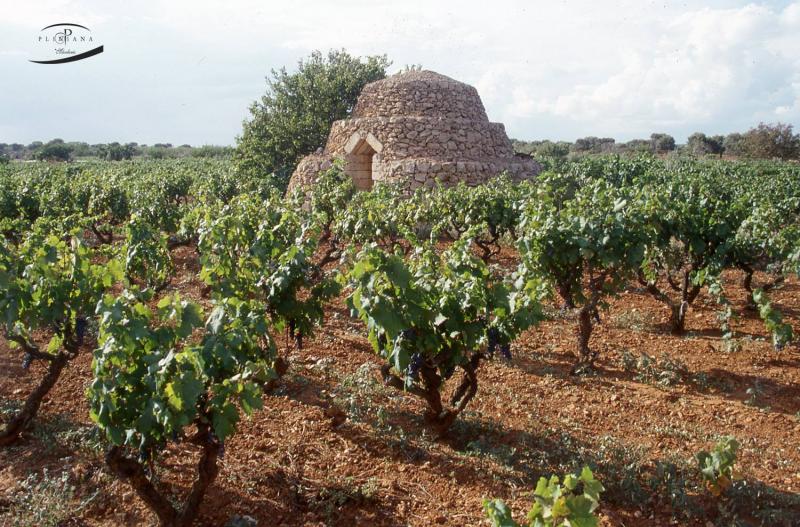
<box><xmin>741</xmin><ymin>265</ymin><xmax>756</xmax><ymax>311</ymax></box>
<box><xmin>673</xmin><ymin>271</ymin><xmax>701</xmax><ymax>335</ymax></box>
<box><xmin>264</xmin><ymin>356</ymin><xmax>289</xmax><ymax>393</ymax></box>
<box><xmin>639</xmin><ymin>269</ymin><xmax>700</xmax><ymax>335</ymax></box>
<box><xmin>740</xmin><ymin>264</ymin><xmax>784</xmax><ymax>312</ymax></box>
<box><xmin>570</xmin><ymin>268</ymin><xmax>608</xmax><ymax>374</ymax></box>
<box><xmin>475</xmin><ymin>229</ymin><xmax>501</xmax><ymax>263</ymax></box>
<box><xmin>557</xmin><ymin>281</ymin><xmax>575</xmax><ymax>310</ymax></box>
<box><xmin>380</xmin><ymin>352</ymin><xmax>482</xmax><ymax>436</ymax></box>
<box><xmin>575</xmin><ymin>306</ymin><xmax>593</xmax><ymax>364</ymax></box>
<box><xmin>106</xmin><ymin>427</ymin><xmax>221</xmax><ymax>527</ymax></box>
<box><xmin>0</xmin><ymin>351</ymin><xmax>69</xmax><ymax>446</ymax></box>
<box><xmin>90</xmin><ymin>223</ymin><xmax>114</xmax><ymax>245</ymax></box>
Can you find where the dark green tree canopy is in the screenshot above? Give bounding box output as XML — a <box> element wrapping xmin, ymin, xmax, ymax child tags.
<box><xmin>687</xmin><ymin>132</ymin><xmax>723</xmax><ymax>156</ymax></box>
<box><xmin>99</xmin><ymin>142</ymin><xmax>137</xmax><ymax>161</ymax></box>
<box><xmin>723</xmin><ymin>132</ymin><xmax>746</xmax><ymax>156</ymax></box>
<box><xmin>572</xmin><ymin>136</ymin><xmax>615</xmax><ymax>153</ymax></box>
<box><xmin>650</xmin><ymin>133</ymin><xmax>676</xmax><ymax>153</ymax></box>
<box><xmin>34</xmin><ymin>141</ymin><xmax>73</xmax><ymax>162</ymax></box>
<box><xmin>235</xmin><ymin>49</ymin><xmax>391</xmax><ymax>189</ymax></box>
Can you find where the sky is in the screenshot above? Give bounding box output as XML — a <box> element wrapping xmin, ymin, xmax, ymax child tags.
<box><xmin>1</xmin><ymin>0</ymin><xmax>799</xmax><ymax>146</ymax></box>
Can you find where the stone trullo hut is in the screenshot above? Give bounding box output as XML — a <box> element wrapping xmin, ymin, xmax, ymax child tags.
<box><xmin>288</xmin><ymin>70</ymin><xmax>540</xmax><ymax>192</ymax></box>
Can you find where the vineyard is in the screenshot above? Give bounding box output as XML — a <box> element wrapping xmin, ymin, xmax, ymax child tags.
<box><xmin>0</xmin><ymin>155</ymin><xmax>799</xmax><ymax>526</ymax></box>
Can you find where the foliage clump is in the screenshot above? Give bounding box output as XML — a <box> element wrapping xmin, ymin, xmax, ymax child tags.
<box><xmin>235</xmin><ymin>50</ymin><xmax>390</xmax><ymax>189</ymax></box>
<box><xmin>484</xmin><ymin>466</ymin><xmax>605</xmax><ymax>527</ymax></box>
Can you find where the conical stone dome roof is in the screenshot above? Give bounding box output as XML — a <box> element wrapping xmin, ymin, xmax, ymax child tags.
<box><xmin>352</xmin><ymin>70</ymin><xmax>489</xmax><ymax>121</ymax></box>
<box><xmin>289</xmin><ymin>70</ymin><xmax>540</xmax><ymax>192</ymax></box>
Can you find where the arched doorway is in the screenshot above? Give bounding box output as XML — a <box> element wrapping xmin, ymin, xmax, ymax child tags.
<box><xmin>344</xmin><ymin>132</ymin><xmax>383</xmax><ymax>190</ymax></box>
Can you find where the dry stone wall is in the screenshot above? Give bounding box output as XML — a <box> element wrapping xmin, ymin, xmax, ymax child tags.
<box><xmin>288</xmin><ymin>70</ymin><xmax>540</xmax><ymax>193</ymax></box>
<box><xmin>290</xmin><ymin>155</ymin><xmax>334</xmax><ymax>190</ymax></box>
<box><xmin>326</xmin><ymin>117</ymin><xmax>516</xmax><ymax>161</ymax></box>
<box><xmin>376</xmin><ymin>158</ymin><xmax>538</xmax><ymax>190</ymax></box>
<box><xmin>352</xmin><ymin>72</ymin><xmax>489</xmax><ymax>121</ymax></box>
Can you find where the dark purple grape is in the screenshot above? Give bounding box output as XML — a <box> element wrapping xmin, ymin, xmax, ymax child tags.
<box><xmin>500</xmin><ymin>344</ymin><xmax>512</xmax><ymax>360</ymax></box>
<box><xmin>21</xmin><ymin>353</ymin><xmax>33</xmax><ymax>370</ymax></box>
<box><xmin>286</xmin><ymin>319</ymin><xmax>303</xmax><ymax>349</ymax></box>
<box><xmin>400</xmin><ymin>328</ymin><xmax>416</xmax><ymax>341</ymax></box>
<box><xmin>218</xmin><ymin>441</ymin><xmax>225</xmax><ymax>459</ymax></box>
<box><xmin>486</xmin><ymin>327</ymin><xmax>500</xmax><ymax>356</ymax></box>
<box><xmin>76</xmin><ymin>316</ymin><xmax>88</xmax><ymax>346</ymax></box>
<box><xmin>407</xmin><ymin>353</ymin><xmax>423</xmax><ymax>380</ymax></box>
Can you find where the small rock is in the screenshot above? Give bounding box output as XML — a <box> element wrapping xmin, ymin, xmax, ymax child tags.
<box><xmin>324</xmin><ymin>406</ymin><xmax>347</xmax><ymax>427</ymax></box>
<box><xmin>226</xmin><ymin>515</ymin><xmax>258</xmax><ymax>527</ymax></box>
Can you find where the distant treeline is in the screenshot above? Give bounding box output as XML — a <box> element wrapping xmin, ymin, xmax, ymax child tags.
<box><xmin>0</xmin><ymin>139</ymin><xmax>233</xmax><ymax>162</ymax></box>
<box><xmin>513</xmin><ymin>122</ymin><xmax>800</xmax><ymax>162</ymax></box>
<box><xmin>3</xmin><ymin>122</ymin><xmax>798</xmax><ymax>166</ymax></box>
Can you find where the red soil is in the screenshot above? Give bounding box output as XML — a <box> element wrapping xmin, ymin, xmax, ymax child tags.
<box><xmin>1</xmin><ymin>246</ymin><xmax>798</xmax><ymax>526</ymax></box>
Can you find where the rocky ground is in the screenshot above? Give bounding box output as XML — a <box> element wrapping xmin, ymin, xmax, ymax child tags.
<box><xmin>1</xmin><ymin>246</ymin><xmax>799</xmax><ymax>526</ymax></box>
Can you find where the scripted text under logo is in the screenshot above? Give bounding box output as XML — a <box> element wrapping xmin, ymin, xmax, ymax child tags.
<box><xmin>30</xmin><ymin>23</ymin><xmax>103</xmax><ymax>65</ymax></box>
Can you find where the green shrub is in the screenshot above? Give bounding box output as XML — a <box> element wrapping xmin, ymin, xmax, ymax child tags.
<box><xmin>484</xmin><ymin>466</ymin><xmax>604</xmax><ymax>527</ymax></box>
<box><xmin>696</xmin><ymin>436</ymin><xmax>740</xmax><ymax>497</ymax></box>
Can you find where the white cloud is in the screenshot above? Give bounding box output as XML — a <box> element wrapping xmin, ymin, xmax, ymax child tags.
<box><xmin>483</xmin><ymin>1</ymin><xmax>800</xmax><ymax>140</ymax></box>
<box><xmin>0</xmin><ymin>0</ymin><xmax>798</xmax><ymax>144</ymax></box>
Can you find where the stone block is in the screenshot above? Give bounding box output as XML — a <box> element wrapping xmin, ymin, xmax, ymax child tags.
<box><xmin>288</xmin><ymin>69</ymin><xmax>540</xmax><ymax>191</ymax></box>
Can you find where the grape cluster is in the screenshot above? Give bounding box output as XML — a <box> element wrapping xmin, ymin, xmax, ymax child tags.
<box><xmin>407</xmin><ymin>352</ymin><xmax>424</xmax><ymax>380</ymax></box>
<box><xmin>486</xmin><ymin>327</ymin><xmax>500</xmax><ymax>356</ymax></box>
<box><xmin>289</xmin><ymin>319</ymin><xmax>303</xmax><ymax>350</ymax></box>
<box><xmin>399</xmin><ymin>328</ymin><xmax>416</xmax><ymax>341</ymax></box>
<box><xmin>21</xmin><ymin>352</ymin><xmax>33</xmax><ymax>370</ymax></box>
<box><xmin>487</xmin><ymin>327</ymin><xmax>512</xmax><ymax>360</ymax></box>
<box><xmin>76</xmin><ymin>316</ymin><xmax>88</xmax><ymax>346</ymax></box>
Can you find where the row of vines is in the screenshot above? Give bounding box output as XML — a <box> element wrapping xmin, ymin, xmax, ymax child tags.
<box><xmin>0</xmin><ymin>155</ymin><xmax>798</xmax><ymax>525</ymax></box>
